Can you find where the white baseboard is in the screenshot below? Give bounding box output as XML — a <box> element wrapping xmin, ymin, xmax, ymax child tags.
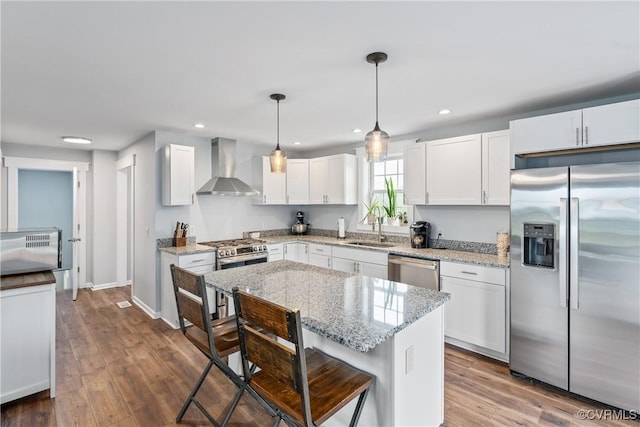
<box><xmin>445</xmin><ymin>336</ymin><xmax>509</xmax><ymax>363</ymax></box>
<box><xmin>132</xmin><ymin>296</ymin><xmax>160</xmax><ymax>319</ymax></box>
<box><xmin>91</xmin><ymin>281</ymin><xmax>119</xmax><ymax>291</ymax></box>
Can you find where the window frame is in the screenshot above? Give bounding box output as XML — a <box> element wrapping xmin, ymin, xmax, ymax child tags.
<box><xmin>356</xmin><ymin>140</ymin><xmax>416</xmax><ymax>234</ymax></box>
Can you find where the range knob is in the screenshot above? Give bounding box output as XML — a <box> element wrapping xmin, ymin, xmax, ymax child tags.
<box><xmin>230</xmin><ymin>249</ymin><xmax>237</xmax><ymax>256</ymax></box>
<box><xmin>218</xmin><ymin>250</ymin><xmax>224</xmax><ymax>257</ymax></box>
<box><xmin>261</xmin><ymin>245</ymin><xmax>267</xmax><ymax>251</ymax></box>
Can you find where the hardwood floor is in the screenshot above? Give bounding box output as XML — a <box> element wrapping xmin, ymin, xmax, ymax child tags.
<box><xmin>1</xmin><ymin>286</ymin><xmax>637</xmax><ymax>426</ymax></box>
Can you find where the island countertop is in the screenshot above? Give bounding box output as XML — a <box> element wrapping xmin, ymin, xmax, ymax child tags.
<box><xmin>204</xmin><ymin>260</ymin><xmax>450</xmax><ymax>352</ymax></box>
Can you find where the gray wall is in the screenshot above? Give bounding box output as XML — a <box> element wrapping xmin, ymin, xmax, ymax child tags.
<box><xmin>91</xmin><ymin>150</ymin><xmax>118</xmax><ymax>286</ymax></box>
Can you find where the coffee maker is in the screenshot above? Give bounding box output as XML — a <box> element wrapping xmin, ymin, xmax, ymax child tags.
<box><xmin>410</xmin><ymin>221</ymin><xmax>431</xmax><ymax>248</ymax></box>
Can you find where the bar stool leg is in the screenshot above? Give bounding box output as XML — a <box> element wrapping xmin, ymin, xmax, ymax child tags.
<box><xmin>176</xmin><ymin>359</ymin><xmax>215</xmax><ymax>422</ymax></box>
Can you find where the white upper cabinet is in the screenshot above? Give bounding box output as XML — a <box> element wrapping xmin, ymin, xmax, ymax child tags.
<box><xmin>286</xmin><ymin>159</ymin><xmax>309</xmax><ymax>204</ymax></box>
<box><xmin>162</xmin><ymin>144</ymin><xmax>194</xmax><ymax>206</ymax></box>
<box><xmin>510</xmin><ymin>99</ymin><xmax>640</xmax><ymax>155</ymax></box>
<box><xmin>582</xmin><ymin>99</ymin><xmax>640</xmax><ymax>147</ymax></box>
<box><xmin>403</xmin><ymin>142</ymin><xmax>427</xmax><ymax>205</ymax></box>
<box><xmin>426</xmin><ymin>134</ymin><xmax>482</xmax><ymax>205</ymax></box>
<box><xmin>481</xmin><ymin>130</ymin><xmax>510</xmax><ymax>205</ymax></box>
<box><xmin>252</xmin><ymin>156</ymin><xmax>286</xmax><ymax>205</ymax></box>
<box><xmin>309</xmin><ymin>154</ymin><xmax>357</xmax><ymax>205</ymax></box>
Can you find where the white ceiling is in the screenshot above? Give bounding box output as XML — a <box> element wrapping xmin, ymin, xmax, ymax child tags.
<box><xmin>2</xmin><ymin>1</ymin><xmax>639</xmax><ymax>153</ymax></box>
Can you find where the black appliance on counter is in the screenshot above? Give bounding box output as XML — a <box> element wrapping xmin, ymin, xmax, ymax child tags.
<box><xmin>410</xmin><ymin>221</ymin><xmax>431</xmax><ymax>248</ymax></box>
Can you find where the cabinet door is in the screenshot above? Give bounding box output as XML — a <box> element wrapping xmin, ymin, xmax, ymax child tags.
<box><xmin>308</xmin><ymin>158</ymin><xmax>327</xmax><ymax>204</ymax></box>
<box><xmin>481</xmin><ymin>130</ymin><xmax>510</xmax><ymax>205</ymax></box>
<box><xmin>162</xmin><ymin>144</ymin><xmax>194</xmax><ymax>206</ymax></box>
<box><xmin>510</xmin><ymin>110</ymin><xmax>582</xmax><ymax>155</ymax></box>
<box><xmin>332</xmin><ymin>257</ymin><xmax>356</xmax><ymax>274</ymax></box>
<box><xmin>284</xmin><ymin>243</ymin><xmax>308</xmax><ymax>263</ymax></box>
<box><xmin>403</xmin><ymin>142</ymin><xmax>426</xmax><ymax>205</ymax></box>
<box><xmin>326</xmin><ymin>154</ymin><xmax>357</xmax><ymax>204</ymax></box>
<box><xmin>286</xmin><ymin>159</ymin><xmax>309</xmax><ymax>204</ymax></box>
<box><xmin>441</xmin><ymin>275</ymin><xmax>506</xmax><ymax>353</ymax></box>
<box><xmin>309</xmin><ymin>253</ymin><xmax>331</xmax><ymax>269</ymax></box>
<box><xmin>582</xmin><ymin>99</ymin><xmax>640</xmax><ymax>148</ymax></box>
<box><xmin>262</xmin><ymin>157</ymin><xmax>287</xmax><ymax>204</ymax></box>
<box><xmin>267</xmin><ymin>244</ymin><xmax>284</xmax><ymax>261</ymax></box>
<box><xmin>426</xmin><ymin>134</ymin><xmax>482</xmax><ymax>205</ymax></box>
<box><xmin>359</xmin><ymin>261</ymin><xmax>387</xmax><ymax>279</ymax></box>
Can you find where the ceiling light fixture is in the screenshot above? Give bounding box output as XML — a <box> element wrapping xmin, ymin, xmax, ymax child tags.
<box><xmin>364</xmin><ymin>51</ymin><xmax>389</xmax><ymax>162</ymax></box>
<box><xmin>438</xmin><ymin>109</ymin><xmax>451</xmax><ymax>115</ymax></box>
<box><xmin>269</xmin><ymin>93</ymin><xmax>287</xmax><ymax>173</ymax></box>
<box><xmin>194</xmin><ymin>123</ymin><xmax>205</xmax><ymax>128</ymax></box>
<box><xmin>62</xmin><ymin>136</ymin><xmax>92</xmax><ymax>144</ymax></box>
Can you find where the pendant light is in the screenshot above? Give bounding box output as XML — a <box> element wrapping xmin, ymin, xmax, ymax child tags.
<box><xmin>364</xmin><ymin>52</ymin><xmax>390</xmax><ymax>162</ymax></box>
<box><xmin>269</xmin><ymin>93</ymin><xmax>287</xmax><ymax>173</ymax></box>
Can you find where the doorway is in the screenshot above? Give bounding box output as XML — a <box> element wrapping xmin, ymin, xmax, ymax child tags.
<box><xmin>4</xmin><ymin>157</ymin><xmax>88</xmax><ymax>299</ymax></box>
<box><xmin>116</xmin><ymin>155</ymin><xmax>135</xmax><ymax>300</ymax></box>
<box><xmin>17</xmin><ymin>169</ymin><xmax>73</xmax><ymax>291</ymax></box>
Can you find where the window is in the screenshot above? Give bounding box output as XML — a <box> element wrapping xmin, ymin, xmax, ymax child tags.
<box><xmin>369</xmin><ymin>155</ymin><xmax>407</xmax><ymax>225</ymax></box>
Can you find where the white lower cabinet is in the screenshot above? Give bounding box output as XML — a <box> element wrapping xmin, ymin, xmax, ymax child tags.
<box><xmin>1</xmin><ymin>283</ymin><xmax>56</xmax><ymax>403</ymax></box>
<box><xmin>331</xmin><ymin>246</ymin><xmax>388</xmax><ymax>279</ymax></box>
<box><xmin>267</xmin><ymin>243</ymin><xmax>284</xmax><ymax>261</ymax></box>
<box><xmin>160</xmin><ymin>251</ymin><xmax>216</xmax><ymax>329</ymax></box>
<box><xmin>440</xmin><ymin>262</ymin><xmax>507</xmax><ymax>357</ymax></box>
<box><xmin>308</xmin><ymin>244</ymin><xmax>331</xmax><ymax>269</ymax></box>
<box><xmin>284</xmin><ymin>242</ymin><xmax>309</xmax><ymax>264</ymax></box>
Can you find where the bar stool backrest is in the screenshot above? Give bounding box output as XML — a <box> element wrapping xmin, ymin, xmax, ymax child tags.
<box><xmin>232</xmin><ymin>288</ymin><xmax>313</xmax><ymax>425</ymax></box>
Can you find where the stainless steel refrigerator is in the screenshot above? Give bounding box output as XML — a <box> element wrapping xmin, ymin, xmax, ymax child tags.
<box><xmin>510</xmin><ymin>162</ymin><xmax>639</xmax><ymax>412</ymax></box>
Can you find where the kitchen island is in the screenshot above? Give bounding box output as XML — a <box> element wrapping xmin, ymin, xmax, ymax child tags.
<box><xmin>204</xmin><ymin>260</ymin><xmax>450</xmax><ymax>427</ymax></box>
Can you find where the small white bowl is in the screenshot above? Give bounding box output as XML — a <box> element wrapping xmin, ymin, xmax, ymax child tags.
<box><xmin>249</xmin><ymin>232</ymin><xmax>260</xmax><ymax>239</ymax></box>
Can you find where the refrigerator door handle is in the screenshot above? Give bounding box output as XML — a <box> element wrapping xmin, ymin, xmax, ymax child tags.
<box><xmin>569</xmin><ymin>197</ymin><xmax>579</xmax><ymax>310</ymax></box>
<box><xmin>559</xmin><ymin>198</ymin><xmax>568</xmax><ymax>308</ymax></box>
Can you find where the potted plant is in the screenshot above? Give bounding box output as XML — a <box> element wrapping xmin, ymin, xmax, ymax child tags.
<box><xmin>361</xmin><ymin>198</ymin><xmax>379</xmax><ymax>225</ymax></box>
<box><xmin>383</xmin><ymin>177</ymin><xmax>397</xmax><ymax>225</ymax></box>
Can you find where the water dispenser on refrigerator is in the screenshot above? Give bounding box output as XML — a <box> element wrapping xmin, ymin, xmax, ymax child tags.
<box><xmin>522</xmin><ymin>223</ymin><xmax>555</xmax><ymax>269</ymax></box>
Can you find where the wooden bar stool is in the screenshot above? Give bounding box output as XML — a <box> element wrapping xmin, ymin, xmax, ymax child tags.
<box><xmin>232</xmin><ymin>287</ymin><xmax>375</xmax><ymax>427</ymax></box>
<box><xmin>169</xmin><ymin>264</ymin><xmax>247</xmax><ymax>426</ymax></box>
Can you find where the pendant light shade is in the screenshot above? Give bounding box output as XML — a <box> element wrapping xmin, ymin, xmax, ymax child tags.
<box><xmin>365</xmin><ymin>52</ymin><xmax>390</xmax><ymax>162</ymax></box>
<box><xmin>269</xmin><ymin>93</ymin><xmax>287</xmax><ymax>173</ymax></box>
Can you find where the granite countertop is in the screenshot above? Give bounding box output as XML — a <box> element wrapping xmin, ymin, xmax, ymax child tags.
<box><xmin>204</xmin><ymin>260</ymin><xmax>450</xmax><ymax>352</ymax></box>
<box><xmin>259</xmin><ymin>235</ymin><xmax>509</xmax><ymax>268</ymax></box>
<box><xmin>158</xmin><ymin>243</ymin><xmax>216</xmax><ymax>256</ymax></box>
<box><xmin>1</xmin><ymin>270</ymin><xmax>56</xmax><ymax>291</ymax></box>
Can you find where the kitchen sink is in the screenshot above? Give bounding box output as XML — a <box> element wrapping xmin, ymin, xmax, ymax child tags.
<box><xmin>346</xmin><ymin>241</ymin><xmax>397</xmax><ymax>248</ymax></box>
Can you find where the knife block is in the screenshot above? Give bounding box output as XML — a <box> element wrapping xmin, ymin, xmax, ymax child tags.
<box><xmin>173</xmin><ymin>237</ymin><xmax>187</xmax><ymax>247</ymax></box>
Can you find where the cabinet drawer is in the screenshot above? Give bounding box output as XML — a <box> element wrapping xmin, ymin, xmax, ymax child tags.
<box><xmin>332</xmin><ymin>246</ymin><xmax>387</xmax><ymax>265</ymax></box>
<box><xmin>309</xmin><ymin>244</ymin><xmax>331</xmax><ymax>256</ymax></box>
<box><xmin>440</xmin><ymin>262</ymin><xmax>505</xmax><ymax>286</ymax></box>
<box><xmin>178</xmin><ymin>252</ymin><xmax>215</xmax><ymax>269</ymax></box>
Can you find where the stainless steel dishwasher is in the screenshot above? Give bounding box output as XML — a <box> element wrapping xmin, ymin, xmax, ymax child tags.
<box><xmin>388</xmin><ymin>254</ymin><xmax>440</xmax><ymax>291</ymax></box>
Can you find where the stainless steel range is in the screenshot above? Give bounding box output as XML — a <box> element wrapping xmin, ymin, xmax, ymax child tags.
<box><xmin>199</xmin><ymin>238</ymin><xmax>268</xmax><ymax>270</ymax></box>
<box><xmin>198</xmin><ymin>238</ymin><xmax>268</xmax><ymax>319</ymax></box>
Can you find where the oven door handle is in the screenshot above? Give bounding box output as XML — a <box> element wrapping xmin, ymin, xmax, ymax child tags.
<box><xmin>217</xmin><ymin>253</ymin><xmax>268</xmax><ymax>265</ymax></box>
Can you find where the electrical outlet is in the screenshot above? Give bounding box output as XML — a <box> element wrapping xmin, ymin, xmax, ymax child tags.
<box><xmin>405</xmin><ymin>345</ymin><xmax>414</xmax><ymax>374</ymax></box>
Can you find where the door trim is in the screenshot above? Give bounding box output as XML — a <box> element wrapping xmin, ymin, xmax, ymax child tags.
<box><xmin>4</xmin><ymin>156</ymin><xmax>89</xmax><ymax>290</ymax></box>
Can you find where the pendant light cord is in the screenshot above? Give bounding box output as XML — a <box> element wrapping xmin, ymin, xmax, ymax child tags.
<box><xmin>375</xmin><ymin>62</ymin><xmax>379</xmax><ymax>123</ymax></box>
<box><xmin>276</xmin><ymin>99</ymin><xmax>281</xmax><ymax>150</ymax></box>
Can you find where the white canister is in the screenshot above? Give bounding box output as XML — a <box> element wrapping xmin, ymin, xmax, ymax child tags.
<box><xmin>338</xmin><ymin>217</ymin><xmax>346</xmax><ymax>239</ymax></box>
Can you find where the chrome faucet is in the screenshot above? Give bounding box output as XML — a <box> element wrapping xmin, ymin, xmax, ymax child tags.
<box><xmin>375</xmin><ymin>206</ymin><xmax>386</xmax><ymax>243</ymax></box>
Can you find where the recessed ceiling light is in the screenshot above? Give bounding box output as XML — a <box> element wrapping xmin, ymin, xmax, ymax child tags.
<box><xmin>62</xmin><ymin>136</ymin><xmax>92</xmax><ymax>144</ymax></box>
<box><xmin>193</xmin><ymin>123</ymin><xmax>205</xmax><ymax>129</ymax></box>
<box><xmin>352</xmin><ymin>128</ymin><xmax>362</xmax><ymax>134</ymax></box>
<box><xmin>438</xmin><ymin>109</ymin><xmax>451</xmax><ymax>115</ymax></box>
<box><xmin>293</xmin><ymin>141</ymin><xmax>301</xmax><ymax>145</ymax></box>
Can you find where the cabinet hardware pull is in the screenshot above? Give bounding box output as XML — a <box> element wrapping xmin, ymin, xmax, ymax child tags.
<box><xmin>461</xmin><ymin>270</ymin><xmax>478</xmax><ymax>275</ymax></box>
<box><xmin>584</xmin><ymin>126</ymin><xmax>588</xmax><ymax>145</ymax></box>
<box><xmin>191</xmin><ymin>258</ymin><xmax>206</xmax><ymax>263</ymax></box>
<box><xmin>575</xmin><ymin>128</ymin><xmax>580</xmax><ymax>146</ymax></box>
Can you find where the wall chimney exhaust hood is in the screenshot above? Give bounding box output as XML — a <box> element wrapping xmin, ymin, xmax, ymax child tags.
<box><xmin>196</xmin><ymin>137</ymin><xmax>260</xmax><ymax>196</ymax></box>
